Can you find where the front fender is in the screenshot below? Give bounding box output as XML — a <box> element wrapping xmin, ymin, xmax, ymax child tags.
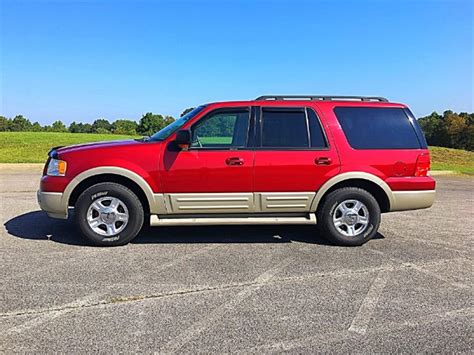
<box><xmin>61</xmin><ymin>166</ymin><xmax>165</xmax><ymax>215</ymax></box>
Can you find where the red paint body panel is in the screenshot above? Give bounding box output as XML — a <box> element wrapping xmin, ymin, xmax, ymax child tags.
<box><xmin>40</xmin><ymin>99</ymin><xmax>435</xmax><ymax>197</ymax></box>
<box><xmin>41</xmin><ymin>140</ymin><xmax>162</xmax><ymax>193</ymax></box>
<box><xmin>385</xmin><ymin>177</ymin><xmax>436</xmax><ymax>191</ymax></box>
<box><xmin>253</xmin><ymin>151</ymin><xmax>340</xmax><ymax>192</ymax></box>
<box><xmin>160</xmin><ymin>146</ymin><xmax>254</xmax><ymax>193</ymax></box>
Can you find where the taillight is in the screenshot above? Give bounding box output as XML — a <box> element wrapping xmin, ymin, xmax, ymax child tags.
<box><xmin>415</xmin><ymin>153</ymin><xmax>430</xmax><ymax>177</ymax></box>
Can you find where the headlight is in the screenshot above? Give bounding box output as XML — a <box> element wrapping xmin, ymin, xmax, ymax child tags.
<box><xmin>47</xmin><ymin>159</ymin><xmax>67</xmax><ymax>176</ymax></box>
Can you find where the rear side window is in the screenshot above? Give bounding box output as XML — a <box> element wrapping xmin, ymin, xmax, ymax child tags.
<box><xmin>262</xmin><ymin>109</ymin><xmax>309</xmax><ymax>148</ymax></box>
<box><xmin>260</xmin><ymin>108</ymin><xmax>327</xmax><ymax>149</ymax></box>
<box><xmin>334</xmin><ymin>107</ymin><xmax>422</xmax><ymax>149</ymax></box>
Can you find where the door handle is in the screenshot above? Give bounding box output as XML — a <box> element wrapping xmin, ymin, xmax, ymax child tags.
<box><xmin>315</xmin><ymin>157</ymin><xmax>332</xmax><ymax>165</ymax></box>
<box><xmin>226</xmin><ymin>157</ymin><xmax>244</xmax><ymax>166</ymax></box>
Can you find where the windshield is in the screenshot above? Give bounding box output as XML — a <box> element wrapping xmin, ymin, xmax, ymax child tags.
<box><xmin>150</xmin><ymin>105</ymin><xmax>207</xmax><ymax>141</ymax></box>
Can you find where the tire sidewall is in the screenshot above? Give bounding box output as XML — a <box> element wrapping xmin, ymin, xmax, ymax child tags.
<box><xmin>75</xmin><ymin>183</ymin><xmax>144</xmax><ymax>246</ymax></box>
<box><xmin>322</xmin><ymin>189</ymin><xmax>380</xmax><ymax>246</ymax></box>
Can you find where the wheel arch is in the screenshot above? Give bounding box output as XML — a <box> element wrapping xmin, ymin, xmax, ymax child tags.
<box><xmin>311</xmin><ymin>172</ymin><xmax>393</xmax><ymax>213</ymax></box>
<box><xmin>63</xmin><ymin>167</ymin><xmax>165</xmax><ymax>215</ymax></box>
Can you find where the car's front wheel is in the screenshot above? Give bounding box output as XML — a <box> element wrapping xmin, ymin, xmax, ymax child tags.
<box><xmin>75</xmin><ymin>182</ymin><xmax>144</xmax><ymax>246</ymax></box>
<box><xmin>317</xmin><ymin>187</ymin><xmax>381</xmax><ymax>246</ymax></box>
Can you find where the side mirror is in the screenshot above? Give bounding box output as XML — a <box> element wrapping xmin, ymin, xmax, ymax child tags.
<box><xmin>175</xmin><ymin>129</ymin><xmax>192</xmax><ymax>150</ymax></box>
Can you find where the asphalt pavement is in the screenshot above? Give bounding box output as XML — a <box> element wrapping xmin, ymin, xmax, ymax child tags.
<box><xmin>1</xmin><ymin>165</ymin><xmax>472</xmax><ymax>353</ymax></box>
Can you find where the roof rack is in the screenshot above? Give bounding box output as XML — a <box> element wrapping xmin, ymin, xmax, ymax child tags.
<box><xmin>255</xmin><ymin>95</ymin><xmax>389</xmax><ymax>102</ymax></box>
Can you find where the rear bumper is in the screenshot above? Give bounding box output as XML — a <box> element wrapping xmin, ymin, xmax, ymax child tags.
<box><xmin>390</xmin><ymin>190</ymin><xmax>436</xmax><ymax>212</ymax></box>
<box><xmin>37</xmin><ymin>190</ymin><xmax>68</xmax><ymax>219</ymax></box>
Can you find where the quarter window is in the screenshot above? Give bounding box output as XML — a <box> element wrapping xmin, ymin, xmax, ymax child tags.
<box><xmin>334</xmin><ymin>107</ymin><xmax>421</xmax><ymax>149</ymax></box>
<box><xmin>191</xmin><ymin>109</ymin><xmax>249</xmax><ymax>149</ymax></box>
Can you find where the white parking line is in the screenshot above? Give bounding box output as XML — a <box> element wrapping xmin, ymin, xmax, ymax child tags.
<box><xmin>160</xmin><ymin>257</ymin><xmax>293</xmax><ymax>353</ymax></box>
<box><xmin>348</xmin><ymin>270</ymin><xmax>389</xmax><ymax>335</ymax></box>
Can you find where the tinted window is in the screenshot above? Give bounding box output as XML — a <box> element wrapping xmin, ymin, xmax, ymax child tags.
<box><xmin>334</xmin><ymin>107</ymin><xmax>421</xmax><ymax>149</ymax></box>
<box><xmin>191</xmin><ymin>109</ymin><xmax>249</xmax><ymax>148</ymax></box>
<box><xmin>308</xmin><ymin>108</ymin><xmax>327</xmax><ymax>148</ymax></box>
<box><xmin>262</xmin><ymin>109</ymin><xmax>309</xmax><ymax>148</ymax></box>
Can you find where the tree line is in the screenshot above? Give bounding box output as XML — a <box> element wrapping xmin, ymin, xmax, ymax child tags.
<box><xmin>418</xmin><ymin>111</ymin><xmax>473</xmax><ymax>151</ymax></box>
<box><xmin>0</xmin><ymin>109</ymin><xmax>472</xmax><ymax>151</ymax></box>
<box><xmin>0</xmin><ymin>108</ymin><xmax>192</xmax><ymax>136</ymax></box>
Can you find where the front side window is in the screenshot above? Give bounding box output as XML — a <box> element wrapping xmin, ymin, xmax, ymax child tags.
<box><xmin>190</xmin><ymin>109</ymin><xmax>249</xmax><ymax>149</ymax></box>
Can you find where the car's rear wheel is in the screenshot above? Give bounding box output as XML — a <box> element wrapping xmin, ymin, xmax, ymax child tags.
<box><xmin>317</xmin><ymin>187</ymin><xmax>381</xmax><ymax>246</ymax></box>
<box><xmin>75</xmin><ymin>182</ymin><xmax>144</xmax><ymax>246</ymax></box>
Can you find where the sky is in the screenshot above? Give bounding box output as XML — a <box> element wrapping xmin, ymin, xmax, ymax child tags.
<box><xmin>0</xmin><ymin>0</ymin><xmax>472</xmax><ymax>125</ymax></box>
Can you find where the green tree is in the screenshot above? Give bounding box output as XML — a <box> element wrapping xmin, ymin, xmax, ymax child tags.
<box><xmin>10</xmin><ymin>115</ymin><xmax>32</xmax><ymax>131</ymax></box>
<box><xmin>0</xmin><ymin>116</ymin><xmax>10</xmax><ymax>131</ymax></box>
<box><xmin>51</xmin><ymin>120</ymin><xmax>68</xmax><ymax>132</ymax></box>
<box><xmin>445</xmin><ymin>112</ymin><xmax>468</xmax><ymax>150</ymax></box>
<box><xmin>31</xmin><ymin>122</ymin><xmax>42</xmax><ymax>132</ymax></box>
<box><xmin>82</xmin><ymin>123</ymin><xmax>93</xmax><ymax>133</ymax></box>
<box><xmin>418</xmin><ymin>112</ymin><xmax>449</xmax><ymax>147</ymax></box>
<box><xmin>68</xmin><ymin>121</ymin><xmax>82</xmax><ymax>133</ymax></box>
<box><xmin>418</xmin><ymin>110</ymin><xmax>473</xmax><ymax>151</ymax></box>
<box><xmin>95</xmin><ymin>127</ymin><xmax>111</xmax><ymax>134</ymax></box>
<box><xmin>137</xmin><ymin>113</ymin><xmax>167</xmax><ymax>136</ymax></box>
<box><xmin>92</xmin><ymin>119</ymin><xmax>112</xmax><ymax>133</ymax></box>
<box><xmin>112</xmin><ymin>119</ymin><xmax>138</xmax><ymax>135</ymax></box>
<box><xmin>164</xmin><ymin>115</ymin><xmax>175</xmax><ymax>126</ymax></box>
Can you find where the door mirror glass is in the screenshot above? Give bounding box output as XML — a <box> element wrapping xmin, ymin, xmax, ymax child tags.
<box><xmin>175</xmin><ymin>129</ymin><xmax>192</xmax><ymax>150</ymax></box>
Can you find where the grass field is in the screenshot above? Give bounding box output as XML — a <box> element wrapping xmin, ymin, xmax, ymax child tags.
<box><xmin>0</xmin><ymin>132</ymin><xmax>138</xmax><ymax>163</ymax></box>
<box><xmin>429</xmin><ymin>146</ymin><xmax>474</xmax><ymax>174</ymax></box>
<box><xmin>0</xmin><ymin>132</ymin><xmax>472</xmax><ymax>173</ymax></box>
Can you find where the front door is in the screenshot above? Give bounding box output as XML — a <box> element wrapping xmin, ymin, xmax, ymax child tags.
<box><xmin>160</xmin><ymin>107</ymin><xmax>255</xmax><ymax>213</ymax></box>
<box><xmin>253</xmin><ymin>106</ymin><xmax>340</xmax><ymax>212</ymax></box>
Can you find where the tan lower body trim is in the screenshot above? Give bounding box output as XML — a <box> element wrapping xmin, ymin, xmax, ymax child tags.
<box><xmin>164</xmin><ymin>192</ymin><xmax>316</xmax><ymax>214</ymax></box>
<box><xmin>390</xmin><ymin>190</ymin><xmax>435</xmax><ymax>211</ymax></box>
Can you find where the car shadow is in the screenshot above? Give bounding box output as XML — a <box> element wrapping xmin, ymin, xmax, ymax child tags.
<box><xmin>4</xmin><ymin>210</ymin><xmax>384</xmax><ymax>247</ymax></box>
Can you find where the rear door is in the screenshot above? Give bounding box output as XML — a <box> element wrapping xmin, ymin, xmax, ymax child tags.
<box><xmin>253</xmin><ymin>106</ymin><xmax>340</xmax><ymax>212</ymax></box>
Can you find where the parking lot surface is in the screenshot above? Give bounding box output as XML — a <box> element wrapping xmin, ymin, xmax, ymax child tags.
<box><xmin>1</xmin><ymin>166</ymin><xmax>472</xmax><ymax>353</ymax></box>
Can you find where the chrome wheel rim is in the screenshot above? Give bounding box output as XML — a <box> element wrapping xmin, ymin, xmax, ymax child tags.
<box><xmin>86</xmin><ymin>197</ymin><xmax>129</xmax><ymax>236</ymax></box>
<box><xmin>332</xmin><ymin>199</ymin><xmax>370</xmax><ymax>237</ymax></box>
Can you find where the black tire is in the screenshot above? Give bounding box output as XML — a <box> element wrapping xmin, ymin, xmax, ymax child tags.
<box><xmin>317</xmin><ymin>187</ymin><xmax>381</xmax><ymax>246</ymax></box>
<box><xmin>75</xmin><ymin>182</ymin><xmax>144</xmax><ymax>246</ymax></box>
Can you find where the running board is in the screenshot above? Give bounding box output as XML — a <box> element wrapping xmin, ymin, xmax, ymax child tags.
<box><xmin>150</xmin><ymin>214</ymin><xmax>317</xmax><ymax>226</ymax></box>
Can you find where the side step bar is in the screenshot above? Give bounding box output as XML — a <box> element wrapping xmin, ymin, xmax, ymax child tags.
<box><xmin>150</xmin><ymin>214</ymin><xmax>317</xmax><ymax>226</ymax></box>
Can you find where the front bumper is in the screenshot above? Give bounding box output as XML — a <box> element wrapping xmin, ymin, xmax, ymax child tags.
<box><xmin>37</xmin><ymin>190</ymin><xmax>68</xmax><ymax>219</ymax></box>
<box><xmin>390</xmin><ymin>190</ymin><xmax>436</xmax><ymax>212</ymax></box>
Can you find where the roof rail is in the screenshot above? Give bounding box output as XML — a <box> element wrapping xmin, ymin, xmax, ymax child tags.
<box><xmin>255</xmin><ymin>95</ymin><xmax>389</xmax><ymax>102</ymax></box>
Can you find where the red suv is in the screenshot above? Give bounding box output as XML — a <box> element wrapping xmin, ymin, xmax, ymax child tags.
<box><xmin>37</xmin><ymin>95</ymin><xmax>435</xmax><ymax>246</ymax></box>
